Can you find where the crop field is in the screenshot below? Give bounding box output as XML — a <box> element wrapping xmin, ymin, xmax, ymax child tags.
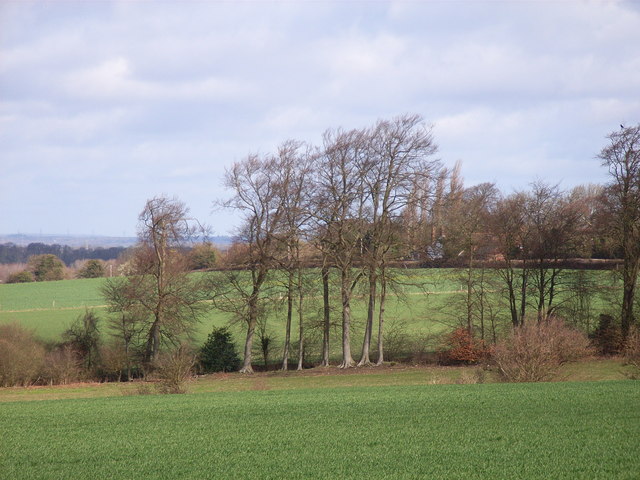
<box><xmin>1</xmin><ymin>380</ymin><xmax>638</xmax><ymax>479</ymax></box>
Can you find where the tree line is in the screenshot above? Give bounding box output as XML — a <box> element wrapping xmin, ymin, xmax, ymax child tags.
<box><xmin>99</xmin><ymin>114</ymin><xmax>639</xmax><ymax>375</ymax></box>
<box><xmin>0</xmin><ymin>242</ymin><xmax>127</xmax><ymax>266</ymax></box>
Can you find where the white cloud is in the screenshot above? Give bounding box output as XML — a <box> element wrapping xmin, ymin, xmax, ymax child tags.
<box><xmin>1</xmin><ymin>0</ymin><xmax>638</xmax><ymax>235</ymax></box>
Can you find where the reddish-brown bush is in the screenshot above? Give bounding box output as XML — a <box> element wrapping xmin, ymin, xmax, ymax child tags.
<box><xmin>0</xmin><ymin>323</ymin><xmax>45</xmax><ymax>386</ymax></box>
<box><xmin>493</xmin><ymin>317</ymin><xmax>592</xmax><ymax>382</ymax></box>
<box><xmin>438</xmin><ymin>328</ymin><xmax>490</xmax><ymax>365</ymax></box>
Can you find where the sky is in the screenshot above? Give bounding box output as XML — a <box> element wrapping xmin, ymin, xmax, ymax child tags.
<box><xmin>1</xmin><ymin>0</ymin><xmax>639</xmax><ymax>238</ymax></box>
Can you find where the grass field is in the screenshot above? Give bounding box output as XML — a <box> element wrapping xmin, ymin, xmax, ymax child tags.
<box><xmin>1</xmin><ymin>379</ymin><xmax>638</xmax><ymax>479</ymax></box>
<box><xmin>0</xmin><ymin>269</ymin><xmax>618</xmax><ymax>360</ymax></box>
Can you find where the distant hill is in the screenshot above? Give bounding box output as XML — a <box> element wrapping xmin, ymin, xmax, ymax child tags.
<box><xmin>0</xmin><ymin>234</ymin><xmax>138</xmax><ymax>248</ymax></box>
<box><xmin>0</xmin><ymin>233</ymin><xmax>234</xmax><ymax>249</ymax></box>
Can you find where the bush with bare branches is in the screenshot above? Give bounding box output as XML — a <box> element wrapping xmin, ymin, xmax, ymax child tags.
<box><xmin>153</xmin><ymin>346</ymin><xmax>196</xmax><ymax>394</ymax></box>
<box><xmin>493</xmin><ymin>317</ymin><xmax>592</xmax><ymax>382</ymax></box>
<box><xmin>42</xmin><ymin>346</ymin><xmax>83</xmax><ymax>385</ymax></box>
<box><xmin>0</xmin><ymin>323</ymin><xmax>45</xmax><ymax>386</ymax></box>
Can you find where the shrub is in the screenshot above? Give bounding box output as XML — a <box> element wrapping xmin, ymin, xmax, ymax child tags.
<box><xmin>622</xmin><ymin>326</ymin><xmax>640</xmax><ymax>374</ymax></box>
<box><xmin>199</xmin><ymin>327</ymin><xmax>241</xmax><ymax>373</ymax></box>
<box><xmin>438</xmin><ymin>328</ymin><xmax>490</xmax><ymax>365</ymax></box>
<box><xmin>188</xmin><ymin>243</ymin><xmax>218</xmax><ymax>270</ymax></box>
<box><xmin>493</xmin><ymin>317</ymin><xmax>592</xmax><ymax>382</ymax></box>
<box><xmin>77</xmin><ymin>259</ymin><xmax>105</xmax><ymax>279</ymax></box>
<box><xmin>153</xmin><ymin>346</ymin><xmax>196</xmax><ymax>394</ymax></box>
<box><xmin>6</xmin><ymin>270</ymin><xmax>35</xmax><ymax>283</ymax></box>
<box><xmin>42</xmin><ymin>346</ymin><xmax>83</xmax><ymax>385</ymax></box>
<box><xmin>62</xmin><ymin>309</ymin><xmax>101</xmax><ymax>373</ymax></box>
<box><xmin>0</xmin><ymin>323</ymin><xmax>45</xmax><ymax>386</ymax></box>
<box><xmin>99</xmin><ymin>343</ymin><xmax>133</xmax><ymax>381</ymax></box>
<box><xmin>590</xmin><ymin>314</ymin><xmax>623</xmax><ymax>355</ymax></box>
<box><xmin>28</xmin><ymin>254</ymin><xmax>65</xmax><ymax>281</ymax></box>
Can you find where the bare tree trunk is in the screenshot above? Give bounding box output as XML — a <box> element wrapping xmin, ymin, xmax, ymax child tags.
<box><xmin>358</xmin><ymin>268</ymin><xmax>376</xmax><ymax>366</ymax></box>
<box><xmin>339</xmin><ymin>268</ymin><xmax>355</xmax><ymax>368</ymax></box>
<box><xmin>296</xmin><ymin>266</ymin><xmax>304</xmax><ymax>371</ymax></box>
<box><xmin>240</xmin><ymin>321</ymin><xmax>255</xmax><ymax>374</ymax></box>
<box><xmin>241</xmin><ymin>287</ymin><xmax>261</xmax><ymax>374</ymax></box>
<box><xmin>321</xmin><ymin>265</ymin><xmax>331</xmax><ymax>367</ymax></box>
<box><xmin>478</xmin><ymin>267</ymin><xmax>486</xmax><ymax>341</ymax></box>
<box><xmin>376</xmin><ymin>272</ymin><xmax>387</xmax><ymax>366</ymax></box>
<box><xmin>519</xmin><ymin>264</ymin><xmax>528</xmax><ymax>326</ymax></box>
<box><xmin>621</xmin><ymin>253</ymin><xmax>639</xmax><ymax>338</ymax></box>
<box><xmin>465</xmin><ymin>250</ymin><xmax>474</xmax><ymax>334</ymax></box>
<box><xmin>146</xmin><ymin>317</ymin><xmax>161</xmax><ymax>363</ymax></box>
<box><xmin>281</xmin><ymin>271</ymin><xmax>293</xmax><ymax>370</ymax></box>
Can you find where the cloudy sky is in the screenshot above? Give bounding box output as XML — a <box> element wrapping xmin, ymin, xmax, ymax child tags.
<box><xmin>1</xmin><ymin>1</ymin><xmax>639</xmax><ymax>238</ymax></box>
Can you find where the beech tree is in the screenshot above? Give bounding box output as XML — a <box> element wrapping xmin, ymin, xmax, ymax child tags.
<box><xmin>270</xmin><ymin>141</ymin><xmax>313</xmax><ymax>371</ymax></box>
<box><xmin>213</xmin><ymin>154</ymin><xmax>287</xmax><ymax>373</ymax></box>
<box><xmin>315</xmin><ymin>127</ymin><xmax>369</xmax><ymax>368</ymax></box>
<box><xmin>357</xmin><ymin>114</ymin><xmax>439</xmax><ymax>365</ymax></box>
<box><xmin>599</xmin><ymin>124</ymin><xmax>640</xmax><ymax>337</ymax></box>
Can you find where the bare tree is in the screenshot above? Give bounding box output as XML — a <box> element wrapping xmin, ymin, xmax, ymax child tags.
<box><xmin>132</xmin><ymin>197</ymin><xmax>206</xmax><ymax>362</ymax></box>
<box><xmin>598</xmin><ymin>124</ymin><xmax>640</xmax><ymax>337</ymax></box>
<box><xmin>217</xmin><ymin>154</ymin><xmax>287</xmax><ymax>373</ymax></box>
<box><xmin>525</xmin><ymin>182</ymin><xmax>582</xmax><ymax>321</ymax></box>
<box><xmin>444</xmin><ymin>182</ymin><xmax>498</xmax><ymax>336</ymax></box>
<box><xmin>314</xmin><ymin>127</ymin><xmax>369</xmax><ymax>368</ymax></box>
<box><xmin>357</xmin><ymin>114</ymin><xmax>439</xmax><ymax>366</ymax></box>
<box><xmin>101</xmin><ymin>197</ymin><xmax>206</xmax><ymax>368</ymax></box>
<box><xmin>493</xmin><ymin>192</ymin><xmax>531</xmax><ymax>327</ymax></box>
<box><xmin>270</xmin><ymin>140</ymin><xmax>314</xmax><ymax>371</ymax></box>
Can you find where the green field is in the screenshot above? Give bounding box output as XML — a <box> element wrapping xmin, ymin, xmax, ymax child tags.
<box><xmin>0</xmin><ymin>269</ymin><xmax>617</xmax><ymax>360</ymax></box>
<box><xmin>1</xmin><ymin>380</ymin><xmax>638</xmax><ymax>479</ymax></box>
<box><xmin>0</xmin><ymin>271</ymin><xmax>446</xmax><ymax>357</ymax></box>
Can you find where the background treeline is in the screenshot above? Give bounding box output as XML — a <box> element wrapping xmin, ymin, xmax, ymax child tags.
<box><xmin>0</xmin><ymin>242</ymin><xmax>127</xmax><ymax>266</ymax></box>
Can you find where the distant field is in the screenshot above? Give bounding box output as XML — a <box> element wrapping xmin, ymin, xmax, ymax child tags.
<box><xmin>1</xmin><ymin>380</ymin><xmax>638</xmax><ymax>479</ymax></box>
<box><xmin>0</xmin><ymin>269</ymin><xmax>618</xmax><ymax>358</ymax></box>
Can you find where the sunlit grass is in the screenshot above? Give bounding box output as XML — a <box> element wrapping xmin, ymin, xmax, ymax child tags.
<box><xmin>1</xmin><ymin>380</ymin><xmax>638</xmax><ymax>479</ymax></box>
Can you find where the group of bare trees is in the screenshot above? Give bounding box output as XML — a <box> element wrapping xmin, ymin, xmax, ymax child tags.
<box><xmin>100</xmin><ymin>116</ymin><xmax>639</xmax><ymax>374</ymax></box>
<box><xmin>213</xmin><ymin>114</ymin><xmax>440</xmax><ymax>371</ymax></box>
<box><xmin>102</xmin><ymin>197</ymin><xmax>208</xmax><ymax>376</ymax></box>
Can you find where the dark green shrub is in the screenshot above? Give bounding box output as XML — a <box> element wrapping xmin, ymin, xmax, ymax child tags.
<box><xmin>77</xmin><ymin>259</ymin><xmax>105</xmax><ymax>278</ymax></box>
<box><xmin>62</xmin><ymin>309</ymin><xmax>101</xmax><ymax>372</ymax></box>
<box><xmin>189</xmin><ymin>243</ymin><xmax>218</xmax><ymax>270</ymax></box>
<box><xmin>199</xmin><ymin>327</ymin><xmax>240</xmax><ymax>373</ymax></box>
<box><xmin>28</xmin><ymin>254</ymin><xmax>65</xmax><ymax>281</ymax></box>
<box><xmin>590</xmin><ymin>314</ymin><xmax>623</xmax><ymax>355</ymax></box>
<box><xmin>6</xmin><ymin>270</ymin><xmax>35</xmax><ymax>283</ymax></box>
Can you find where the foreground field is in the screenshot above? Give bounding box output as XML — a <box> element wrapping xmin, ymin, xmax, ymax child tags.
<box><xmin>1</xmin><ymin>379</ymin><xmax>638</xmax><ymax>479</ymax></box>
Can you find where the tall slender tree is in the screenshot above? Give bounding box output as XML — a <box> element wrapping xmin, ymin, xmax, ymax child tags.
<box><xmin>598</xmin><ymin>124</ymin><xmax>640</xmax><ymax>338</ymax></box>
<box><xmin>315</xmin><ymin>127</ymin><xmax>368</xmax><ymax>368</ymax></box>
<box><xmin>357</xmin><ymin>114</ymin><xmax>439</xmax><ymax>366</ymax></box>
<box><xmin>216</xmin><ymin>154</ymin><xmax>287</xmax><ymax>373</ymax></box>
